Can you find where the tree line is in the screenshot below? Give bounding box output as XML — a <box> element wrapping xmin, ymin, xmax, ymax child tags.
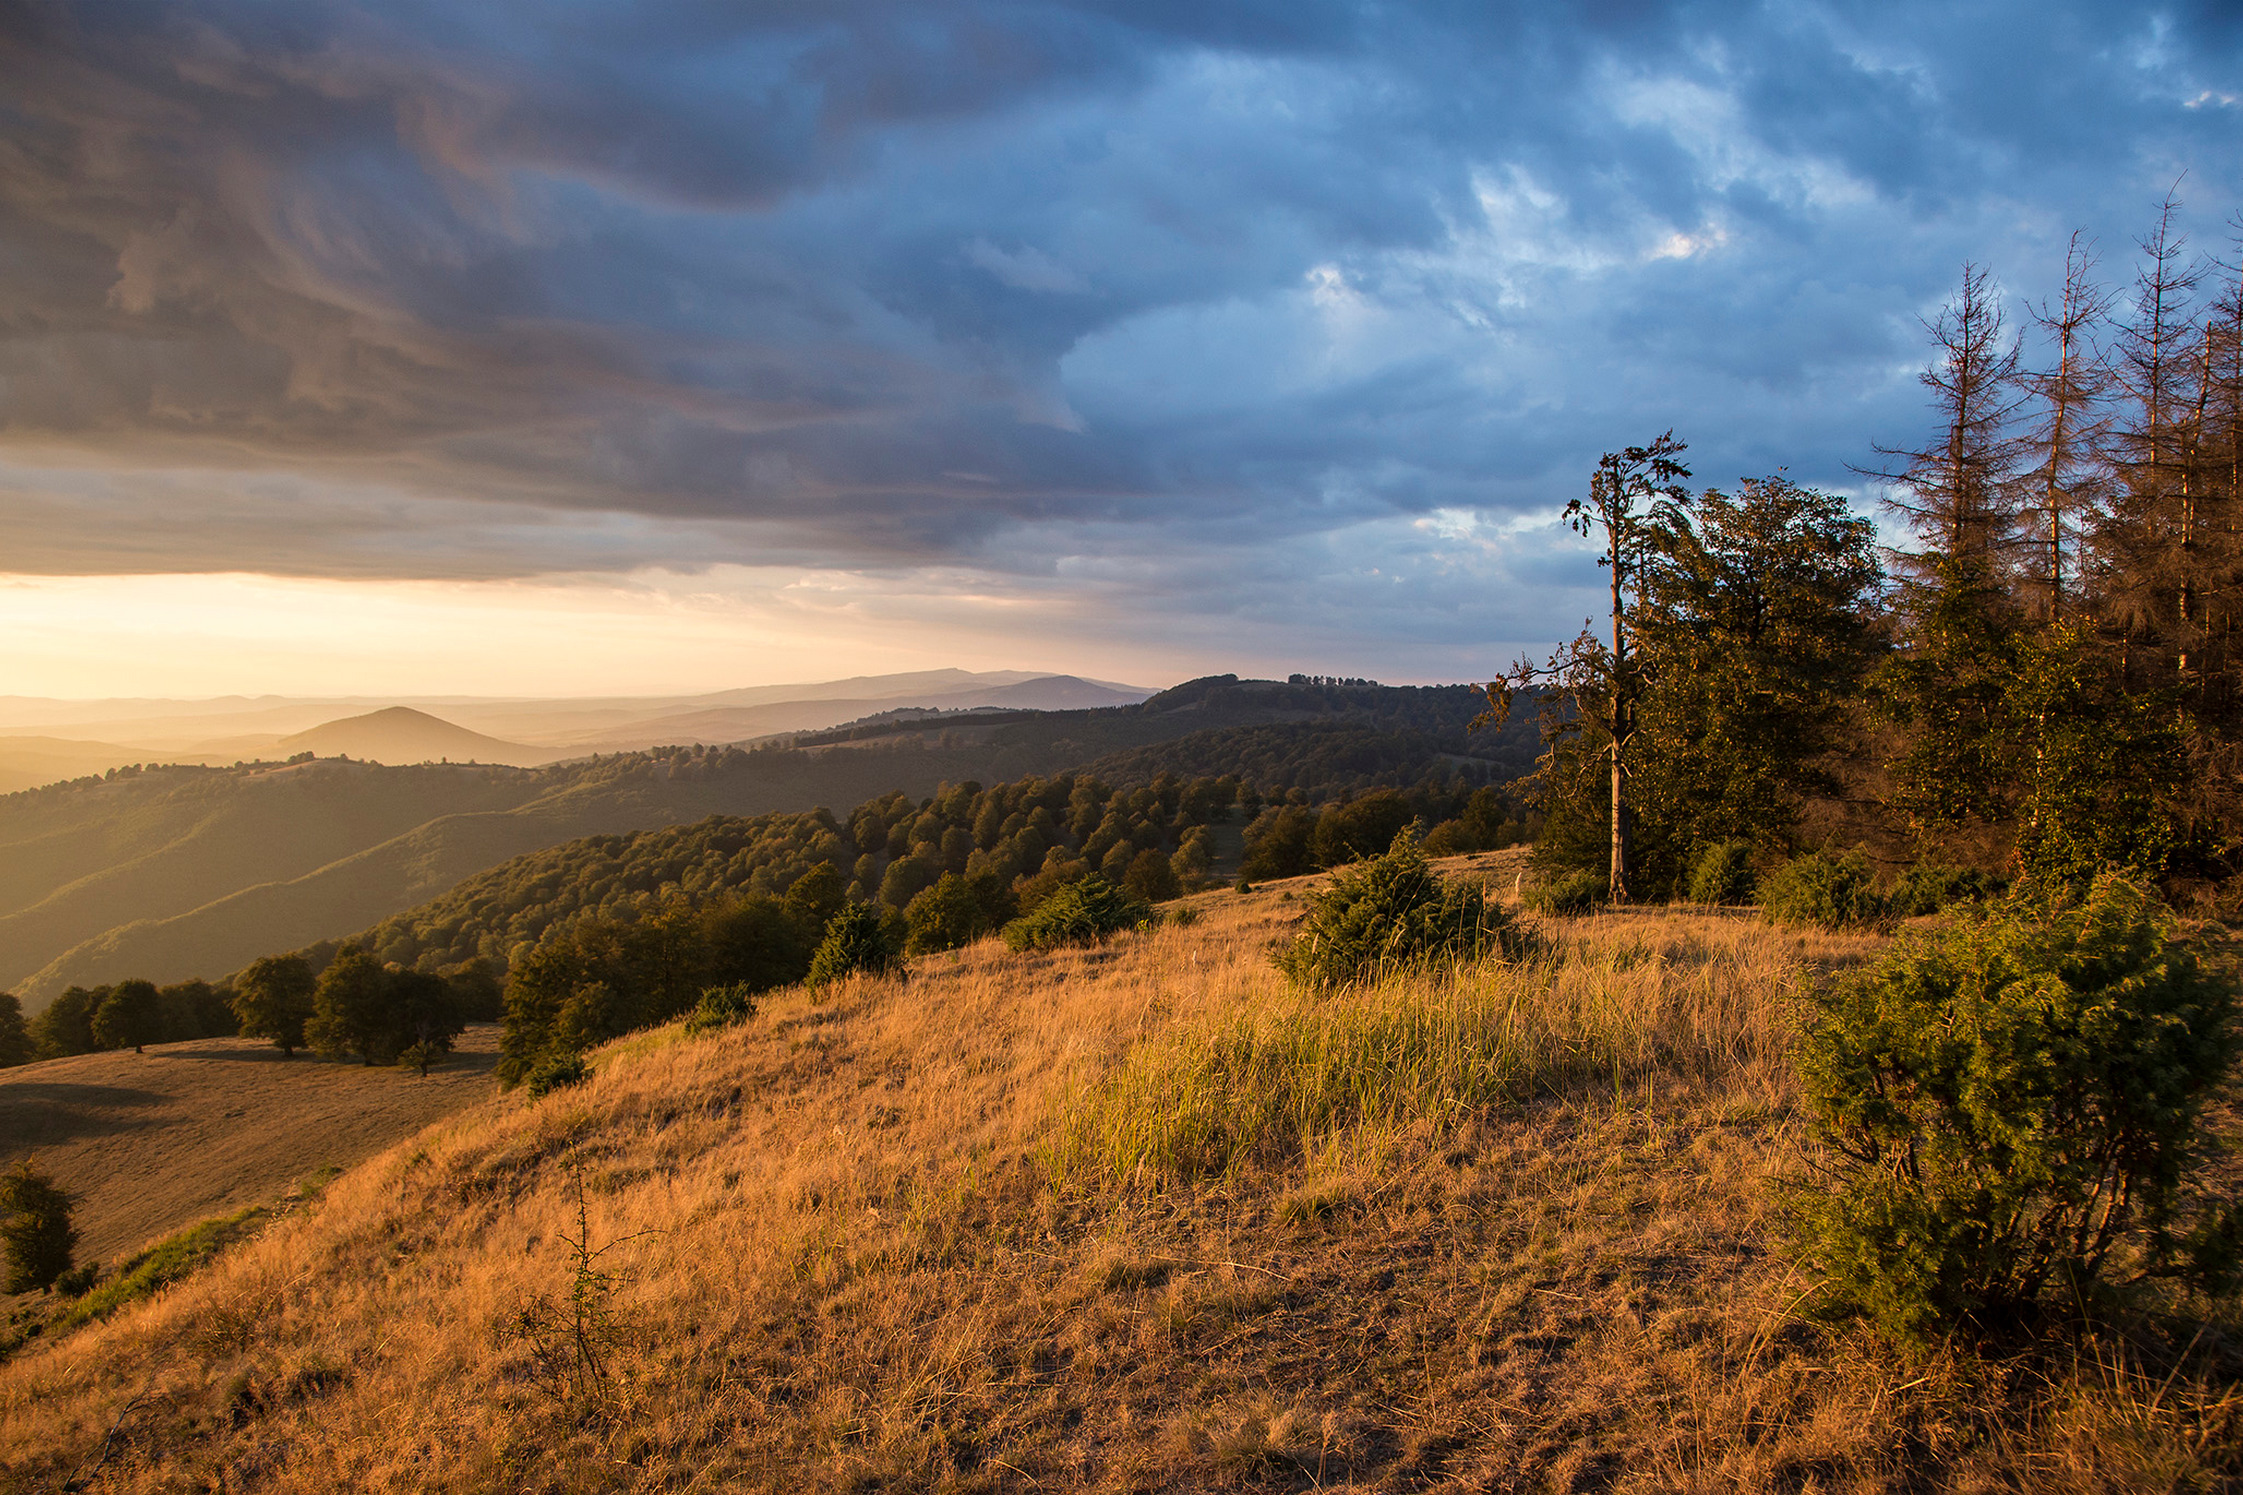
<box><xmin>1504</xmin><ymin>191</ymin><xmax>2243</xmax><ymax>905</ymax></box>
<box><xmin>0</xmin><ymin>959</ymin><xmax>498</xmax><ymax>1072</ymax></box>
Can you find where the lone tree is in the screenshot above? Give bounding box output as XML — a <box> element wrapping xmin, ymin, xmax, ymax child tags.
<box><xmin>232</xmin><ymin>954</ymin><xmax>317</xmax><ymax>1057</ymax></box>
<box><xmin>307</xmin><ymin>945</ymin><xmax>397</xmax><ymax>1065</ymax></box>
<box><xmin>89</xmin><ymin>978</ymin><xmax>163</xmax><ymax>1054</ymax></box>
<box><xmin>0</xmin><ymin>993</ymin><xmax>31</xmax><ymax>1068</ymax></box>
<box><xmin>0</xmin><ymin>1158</ymin><xmax>77</xmax><ymax>1293</ymax></box>
<box><xmin>1483</xmin><ymin>432</ymin><xmax>1692</xmax><ymax>904</ymax></box>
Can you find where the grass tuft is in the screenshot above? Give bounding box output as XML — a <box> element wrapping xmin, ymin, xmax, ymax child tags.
<box><xmin>1055</xmin><ymin>931</ymin><xmax>1805</xmax><ymax>1185</ymax></box>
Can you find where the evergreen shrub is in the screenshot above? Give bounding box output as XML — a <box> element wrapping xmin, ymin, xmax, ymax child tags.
<box><xmin>806</xmin><ymin>903</ymin><xmax>899</xmax><ymax>989</ymax></box>
<box><xmin>1795</xmin><ymin>875</ymin><xmax>2241</xmax><ymax>1341</ymax></box>
<box><xmin>1890</xmin><ymin>861</ymin><xmax>2002</xmax><ymax>918</ymax></box>
<box><xmin>1274</xmin><ymin>831</ymin><xmax>1531</xmax><ymax>990</ymax></box>
<box><xmin>522</xmin><ymin>1053</ymin><xmax>588</xmax><ymax>1099</ymax></box>
<box><xmin>683</xmin><ymin>982</ymin><xmax>758</xmax><ymax>1035</ymax></box>
<box><xmin>1524</xmin><ymin>869</ymin><xmax>1605</xmax><ymax>916</ymax></box>
<box><xmin>1686</xmin><ymin>840</ymin><xmax>1758</xmax><ymax>904</ymax></box>
<box><xmin>1002</xmin><ymin>875</ymin><xmax>1152</xmax><ymax>952</ymax></box>
<box><xmin>1760</xmin><ymin>849</ymin><xmax>1884</xmax><ymax>929</ymax></box>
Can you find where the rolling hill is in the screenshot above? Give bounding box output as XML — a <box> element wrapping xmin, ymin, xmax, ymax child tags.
<box><xmin>270</xmin><ymin>707</ymin><xmax>553</xmax><ymax>766</ymax></box>
<box><xmin>0</xmin><ymin>678</ymin><xmax>1543</xmax><ymax>1003</ymax></box>
<box><xmin>0</xmin><ymin>737</ymin><xmax>157</xmax><ymax>796</ymax></box>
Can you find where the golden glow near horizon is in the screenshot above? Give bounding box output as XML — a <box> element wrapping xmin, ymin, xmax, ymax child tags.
<box><xmin>0</xmin><ymin>568</ymin><xmax>1168</xmax><ymax>699</ymax></box>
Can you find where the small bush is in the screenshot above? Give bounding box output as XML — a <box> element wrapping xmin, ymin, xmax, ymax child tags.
<box><xmin>1166</xmin><ymin>903</ymin><xmax>1203</xmax><ymax>929</ymax></box>
<box><xmin>1003</xmin><ymin>875</ymin><xmax>1153</xmax><ymax>952</ymax></box>
<box><xmin>1276</xmin><ymin>831</ymin><xmax>1531</xmax><ymax>990</ymax></box>
<box><xmin>0</xmin><ymin>1160</ymin><xmax>77</xmax><ymax>1293</ymax></box>
<box><xmin>683</xmin><ymin>982</ymin><xmax>758</xmax><ymax>1036</ymax></box>
<box><xmin>1890</xmin><ymin>861</ymin><xmax>2002</xmax><ymax>918</ymax></box>
<box><xmin>806</xmin><ymin>902</ymin><xmax>899</xmax><ymax>989</ymax></box>
<box><xmin>1524</xmin><ymin>869</ymin><xmax>1605</xmax><ymax>916</ymax></box>
<box><xmin>1686</xmin><ymin>840</ymin><xmax>1758</xmax><ymax>904</ymax></box>
<box><xmin>522</xmin><ymin>1053</ymin><xmax>588</xmax><ymax>1099</ymax></box>
<box><xmin>1794</xmin><ymin>875</ymin><xmax>2242</xmax><ymax>1341</ymax></box>
<box><xmin>1760</xmin><ymin>849</ymin><xmax>1884</xmax><ymax>929</ymax></box>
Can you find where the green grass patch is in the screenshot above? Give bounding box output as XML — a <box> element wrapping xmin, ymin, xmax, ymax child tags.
<box><xmin>58</xmin><ymin>1206</ymin><xmax>270</xmax><ymax>1330</ymax></box>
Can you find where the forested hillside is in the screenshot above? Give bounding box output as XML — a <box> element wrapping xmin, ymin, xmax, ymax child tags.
<box><xmin>280</xmin><ymin>765</ymin><xmax>1523</xmax><ymax>1000</ymax></box>
<box><xmin>6</xmin><ymin>759</ymin><xmax>1491</xmax><ymax>1085</ymax></box>
<box><xmin>2</xmin><ymin>680</ymin><xmax>1537</xmax><ymax>1003</ymax></box>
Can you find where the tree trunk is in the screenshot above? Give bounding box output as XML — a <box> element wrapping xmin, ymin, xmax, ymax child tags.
<box><xmin>1609</xmin><ymin>551</ymin><xmax>1631</xmax><ymax>904</ymax></box>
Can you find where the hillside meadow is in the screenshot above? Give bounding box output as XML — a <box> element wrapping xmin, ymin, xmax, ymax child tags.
<box><xmin>3</xmin><ymin>855</ymin><xmax>2238</xmax><ymax>1492</ymax></box>
<box><xmin>0</xmin><ymin>1028</ymin><xmax>501</xmax><ymax>1267</ymax></box>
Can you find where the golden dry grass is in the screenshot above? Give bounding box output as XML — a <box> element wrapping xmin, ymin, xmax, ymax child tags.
<box><xmin>2</xmin><ymin>862</ymin><xmax>2238</xmax><ymax>1493</ymax></box>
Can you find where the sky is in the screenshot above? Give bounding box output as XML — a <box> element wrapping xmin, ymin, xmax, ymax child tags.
<box><xmin>0</xmin><ymin>0</ymin><xmax>2239</xmax><ymax>698</ymax></box>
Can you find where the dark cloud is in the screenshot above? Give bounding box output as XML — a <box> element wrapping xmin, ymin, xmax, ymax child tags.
<box><xmin>0</xmin><ymin>0</ymin><xmax>2238</xmax><ymax>654</ymax></box>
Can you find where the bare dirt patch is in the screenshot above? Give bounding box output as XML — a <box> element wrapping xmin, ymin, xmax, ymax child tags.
<box><xmin>0</xmin><ymin>1028</ymin><xmax>499</xmax><ymax>1265</ymax></box>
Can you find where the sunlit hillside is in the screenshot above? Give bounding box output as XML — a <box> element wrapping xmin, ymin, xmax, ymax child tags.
<box><xmin>5</xmin><ymin>858</ymin><xmax>2231</xmax><ymax>1493</ymax></box>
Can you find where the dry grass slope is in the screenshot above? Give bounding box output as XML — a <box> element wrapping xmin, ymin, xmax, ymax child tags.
<box><xmin>2</xmin><ymin>857</ymin><xmax>2238</xmax><ymax>1492</ymax></box>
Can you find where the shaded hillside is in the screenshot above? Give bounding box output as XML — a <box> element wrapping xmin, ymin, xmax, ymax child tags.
<box><xmin>7</xmin><ymin>885</ymin><xmax>2222</xmax><ymax>1490</ymax></box>
<box><xmin>3</xmin><ymin>679</ymin><xmax>1535</xmax><ymax>1001</ymax></box>
<box><xmin>0</xmin><ymin>760</ymin><xmax>556</xmax><ymax>999</ymax></box>
<box><xmin>12</xmin><ymin>746</ymin><xmax>980</xmax><ymax>1001</ymax></box>
<box><xmin>790</xmin><ymin>675</ymin><xmax>1543</xmax><ymax>774</ymax></box>
<box><xmin>541</xmin><ymin>673</ymin><xmax>1152</xmax><ymax>751</ymax></box>
<box><xmin>271</xmin><ymin>707</ymin><xmax>553</xmax><ymax>767</ymax></box>
<box><xmin>0</xmin><ymin>1028</ymin><xmax>501</xmax><ymax>1265</ymax></box>
<box><xmin>1084</xmin><ymin>720</ymin><xmax>1524</xmax><ymax>796</ymax></box>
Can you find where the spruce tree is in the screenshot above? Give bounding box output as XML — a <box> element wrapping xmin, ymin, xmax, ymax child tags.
<box><xmin>2096</xmin><ymin>189</ymin><xmax>2216</xmax><ymax>698</ymax></box>
<box><xmin>1863</xmin><ymin>265</ymin><xmax>2031</xmax><ymax>847</ymax></box>
<box><xmin>2022</xmin><ymin>232</ymin><xmax>2115</xmax><ymax>622</ymax></box>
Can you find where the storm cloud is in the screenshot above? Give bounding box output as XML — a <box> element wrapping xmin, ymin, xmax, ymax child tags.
<box><xmin>1</xmin><ymin>0</ymin><xmax>2239</xmax><ymax>658</ymax></box>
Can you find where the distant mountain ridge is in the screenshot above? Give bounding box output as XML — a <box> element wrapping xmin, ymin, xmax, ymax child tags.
<box><xmin>0</xmin><ymin>670</ymin><xmax>1155</xmax><ymax>787</ymax></box>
